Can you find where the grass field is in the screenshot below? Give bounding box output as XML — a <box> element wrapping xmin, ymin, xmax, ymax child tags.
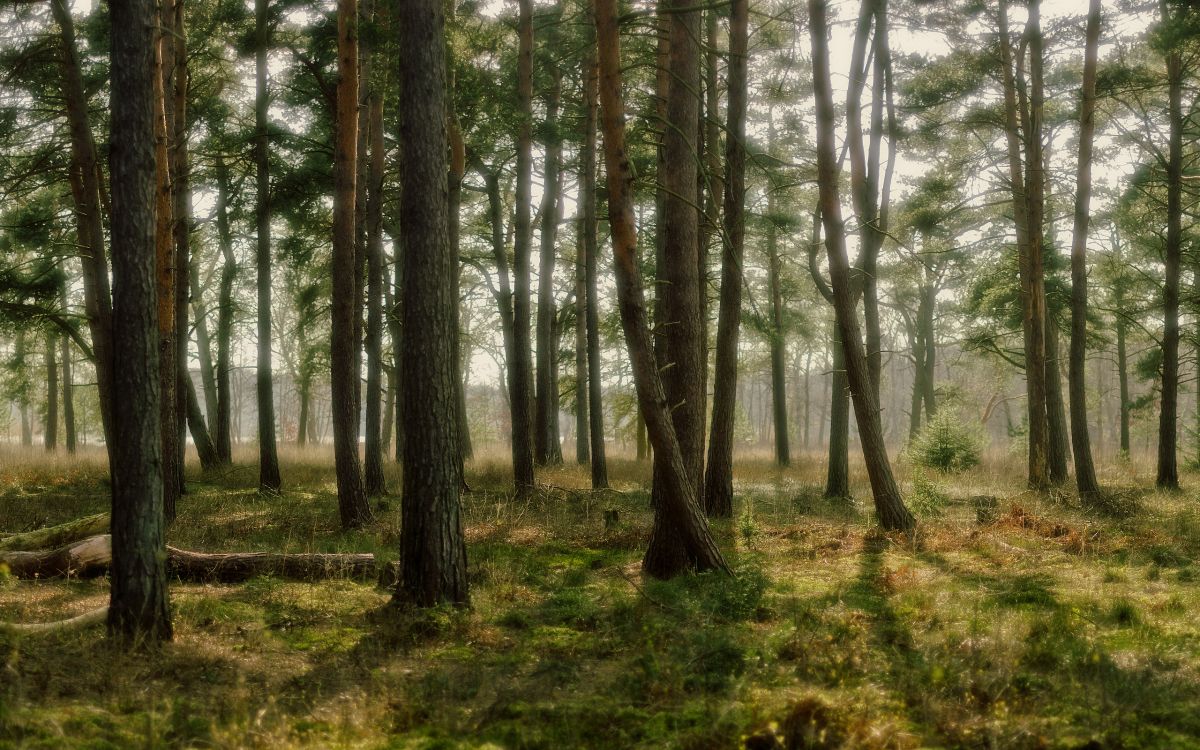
<box><xmin>1</xmin><ymin>445</ymin><xmax>1199</xmax><ymax>748</ymax></box>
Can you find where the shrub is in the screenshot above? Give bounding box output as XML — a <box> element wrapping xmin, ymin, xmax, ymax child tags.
<box><xmin>909</xmin><ymin>473</ymin><xmax>950</xmax><ymax>520</ymax></box>
<box><xmin>908</xmin><ymin>410</ymin><xmax>982</xmax><ymax>473</ymax></box>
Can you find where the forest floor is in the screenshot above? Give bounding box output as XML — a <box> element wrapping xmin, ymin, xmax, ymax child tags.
<box><xmin>1</xmin><ymin>446</ymin><xmax>1199</xmax><ymax>749</ymax></box>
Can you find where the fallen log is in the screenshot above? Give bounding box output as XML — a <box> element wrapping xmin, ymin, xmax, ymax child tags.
<box><xmin>0</xmin><ymin>513</ymin><xmax>110</xmax><ymax>552</ymax></box>
<box><xmin>0</xmin><ymin>535</ymin><xmax>383</xmax><ymax>583</ymax></box>
<box><xmin>0</xmin><ymin>606</ymin><xmax>108</xmax><ymax>634</ymax></box>
<box><xmin>0</xmin><ymin>534</ymin><xmax>112</xmax><ymax>578</ymax></box>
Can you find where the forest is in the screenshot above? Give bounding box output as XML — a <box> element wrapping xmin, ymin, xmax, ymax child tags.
<box><xmin>0</xmin><ymin>0</ymin><xmax>1199</xmax><ymax>746</ymax></box>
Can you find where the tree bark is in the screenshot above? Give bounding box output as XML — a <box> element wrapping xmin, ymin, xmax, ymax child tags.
<box><xmin>596</xmin><ymin>0</ymin><xmax>727</xmax><ymax>577</ymax></box>
<box><xmin>185</xmin><ymin>375</ymin><xmax>220</xmax><ymax>469</ymax></box>
<box><xmin>767</xmin><ymin>162</ymin><xmax>789</xmax><ymax>467</ymax></box>
<box><xmin>254</xmin><ymin>0</ymin><xmax>282</xmax><ymax>493</ymax></box>
<box><xmin>703</xmin><ymin>0</ymin><xmax>747</xmax><ymax>517</ymax></box>
<box><xmin>809</xmin><ymin>0</ymin><xmax>912</xmax><ymax>531</ymax></box>
<box><xmin>1157</xmin><ymin>7</ymin><xmax>1183</xmax><ymax>489</ymax></box>
<box><xmin>648</xmin><ymin>0</ymin><xmax>705</xmax><ymax>565</ymax></box>
<box><xmin>331</xmin><ymin>0</ymin><xmax>372</xmax><ymax>526</ymax></box>
<box><xmin>535</xmin><ymin>65</ymin><xmax>564</xmax><ymax>467</ymax></box>
<box><xmin>1045</xmin><ymin>321</ymin><xmax>1070</xmax><ymax>483</ymax></box>
<box><xmin>108</xmin><ymin>0</ymin><xmax>173</xmax><ymax>642</ymax></box>
<box><xmin>1068</xmin><ymin>0</ymin><xmax>1102</xmax><ymax>499</ymax></box>
<box><xmin>394</xmin><ymin>0</ymin><xmax>470</xmax><ymax>607</ymax></box>
<box><xmin>0</xmin><ymin>514</ymin><xmax>110</xmax><ymax>552</ymax></box>
<box><xmin>61</xmin><ymin>284</ymin><xmax>76</xmax><ymax>453</ymax></box>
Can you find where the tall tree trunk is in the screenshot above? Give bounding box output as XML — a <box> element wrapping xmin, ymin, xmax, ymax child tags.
<box><xmin>581</xmin><ymin>25</ymin><xmax>608</xmax><ymax>488</ymax></box>
<box><xmin>254</xmin><ymin>0</ymin><xmax>282</xmax><ymax>492</ymax></box>
<box><xmin>389</xmin><ymin>234</ymin><xmax>405</xmax><ymax>464</ymax></box>
<box><xmin>447</xmin><ymin>40</ymin><xmax>472</xmax><ymax>464</ymax></box>
<box><xmin>595</xmin><ymin>0</ymin><xmax>728</xmax><ymax>577</ymax></box>
<box><xmin>171</xmin><ymin>0</ymin><xmax>192</xmax><ymax>493</ymax></box>
<box><xmin>1068</xmin><ymin>0</ymin><xmax>1102</xmax><ymax>498</ymax></box>
<box><xmin>575</xmin><ymin>200</ymin><xmax>591</xmax><ymax>466</ymax></box>
<box><xmin>648</xmin><ymin>0</ymin><xmax>705</xmax><ymax>568</ymax></box>
<box><xmin>364</xmin><ymin>91</ymin><xmax>387</xmax><ymax>497</ymax></box>
<box><xmin>809</xmin><ymin>0</ymin><xmax>912</xmax><ymax>531</ymax></box>
<box><xmin>766</xmin><ymin>164</ymin><xmax>789</xmax><ymax>467</ymax></box>
<box><xmin>108</xmin><ymin>0</ymin><xmax>173</xmax><ymax>643</ymax></box>
<box><xmin>154</xmin><ymin>12</ymin><xmax>180</xmax><ymax>522</ymax></box>
<box><xmin>191</xmin><ymin>260</ymin><xmax>219</xmax><ymax>431</ymax></box>
<box><xmin>45</xmin><ymin>332</ymin><xmax>58</xmax><ymax>451</ymax></box>
<box><xmin>214</xmin><ymin>156</ymin><xmax>236</xmax><ymax>464</ymax></box>
<box><xmin>331</xmin><ymin>0</ymin><xmax>372</xmax><ymax>526</ymax></box>
<box><xmin>999</xmin><ymin>0</ymin><xmax>1048</xmax><ymax>489</ymax></box>
<box><xmin>394</xmin><ymin>0</ymin><xmax>469</xmax><ymax>607</ymax></box>
<box><xmin>1157</xmin><ymin>10</ymin><xmax>1183</xmax><ymax>489</ymax></box>
<box><xmin>535</xmin><ymin>66</ymin><xmax>564</xmax><ymax>466</ymax></box>
<box><xmin>702</xmin><ymin>0</ymin><xmax>747</xmax><ymax>517</ymax></box>
<box><xmin>51</xmin><ymin>0</ymin><xmax>115</xmax><ymax>451</ymax></box>
<box><xmin>808</xmin><ymin>214</ymin><xmax>851</xmax><ymax>498</ymax></box>
<box><xmin>509</xmin><ymin>0</ymin><xmax>537</xmax><ymax>493</ymax></box>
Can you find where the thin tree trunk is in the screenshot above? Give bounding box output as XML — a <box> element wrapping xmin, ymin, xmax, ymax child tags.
<box><xmin>45</xmin><ymin>332</ymin><xmax>58</xmax><ymax>451</ymax></box>
<box><xmin>581</xmin><ymin>24</ymin><xmax>608</xmax><ymax>488</ymax></box>
<box><xmin>535</xmin><ymin>66</ymin><xmax>564</xmax><ymax>467</ymax></box>
<box><xmin>170</xmin><ymin>0</ymin><xmax>192</xmax><ymax>497</ymax></box>
<box><xmin>595</xmin><ymin>0</ymin><xmax>728</xmax><ymax>577</ymax></box>
<box><xmin>767</xmin><ymin>169</ymin><xmax>789</xmax><ymax>467</ymax></box>
<box><xmin>153</xmin><ymin>12</ymin><xmax>180</xmax><ymax>521</ymax></box>
<box><xmin>809</xmin><ymin>0</ymin><xmax>912</xmax><ymax>530</ymax></box>
<box><xmin>394</xmin><ymin>0</ymin><xmax>470</xmax><ymax>606</ymax></box>
<box><xmin>108</xmin><ymin>0</ymin><xmax>173</xmax><ymax>642</ymax></box>
<box><xmin>364</xmin><ymin>91</ymin><xmax>387</xmax><ymax>497</ymax></box>
<box><xmin>191</xmin><ymin>259</ymin><xmax>218</xmax><ymax>431</ymax></box>
<box><xmin>702</xmin><ymin>0</ymin><xmax>747</xmax><ymax>517</ymax></box>
<box><xmin>214</xmin><ymin>157</ymin><xmax>236</xmax><ymax>464</ymax></box>
<box><xmin>254</xmin><ymin>0</ymin><xmax>282</xmax><ymax>492</ymax></box>
<box><xmin>447</xmin><ymin>42</ymin><xmax>472</xmax><ymax>464</ymax></box>
<box><xmin>61</xmin><ymin>284</ymin><xmax>76</xmax><ymax>453</ymax></box>
<box><xmin>390</xmin><ymin>234</ymin><xmax>405</xmax><ymax>464</ymax></box>
<box><xmin>1067</xmin><ymin>0</ymin><xmax>1102</xmax><ymax>497</ymax></box>
<box><xmin>185</xmin><ymin>375</ymin><xmax>220</xmax><ymax>469</ymax></box>
<box><xmin>575</xmin><ymin>202</ymin><xmax>591</xmax><ymax>466</ymax></box>
<box><xmin>331</xmin><ymin>0</ymin><xmax>372</xmax><ymax>526</ymax></box>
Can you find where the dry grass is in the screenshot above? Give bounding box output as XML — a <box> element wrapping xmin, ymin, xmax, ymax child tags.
<box><xmin>1</xmin><ymin>444</ymin><xmax>1199</xmax><ymax>748</ymax></box>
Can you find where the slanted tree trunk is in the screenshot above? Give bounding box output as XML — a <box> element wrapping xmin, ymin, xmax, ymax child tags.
<box><xmin>394</xmin><ymin>0</ymin><xmax>470</xmax><ymax>606</ymax></box>
<box><xmin>214</xmin><ymin>156</ymin><xmax>236</xmax><ymax>464</ymax></box>
<box><xmin>51</xmin><ymin>0</ymin><xmax>115</xmax><ymax>450</ymax></box>
<box><xmin>331</xmin><ymin>0</ymin><xmax>372</xmax><ymax>526</ymax></box>
<box><xmin>185</xmin><ymin>376</ymin><xmax>220</xmax><ymax>469</ymax></box>
<box><xmin>1067</xmin><ymin>0</ymin><xmax>1102</xmax><ymax>498</ymax></box>
<box><xmin>581</xmin><ymin>23</ymin><xmax>608</xmax><ymax>488</ymax></box>
<box><xmin>191</xmin><ymin>260</ymin><xmax>219</xmax><ymax>431</ymax></box>
<box><xmin>108</xmin><ymin>0</ymin><xmax>173</xmax><ymax>642</ymax></box>
<box><xmin>535</xmin><ymin>66</ymin><xmax>564</xmax><ymax>467</ymax></box>
<box><xmin>44</xmin><ymin>332</ymin><xmax>58</xmax><ymax>451</ymax></box>
<box><xmin>703</xmin><ymin>0</ymin><xmax>747</xmax><ymax>517</ymax></box>
<box><xmin>510</xmin><ymin>0</ymin><xmax>537</xmax><ymax>493</ymax></box>
<box><xmin>364</xmin><ymin>91</ymin><xmax>387</xmax><ymax>497</ymax></box>
<box><xmin>254</xmin><ymin>0</ymin><xmax>282</xmax><ymax>493</ymax></box>
<box><xmin>1157</xmin><ymin>7</ymin><xmax>1184</xmax><ymax>489</ymax></box>
<box><xmin>809</xmin><ymin>0</ymin><xmax>912</xmax><ymax>531</ymax></box>
<box><xmin>595</xmin><ymin>0</ymin><xmax>728</xmax><ymax>577</ymax></box>
<box><xmin>807</xmin><ymin>213</ymin><xmax>851</xmax><ymax>498</ymax></box>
